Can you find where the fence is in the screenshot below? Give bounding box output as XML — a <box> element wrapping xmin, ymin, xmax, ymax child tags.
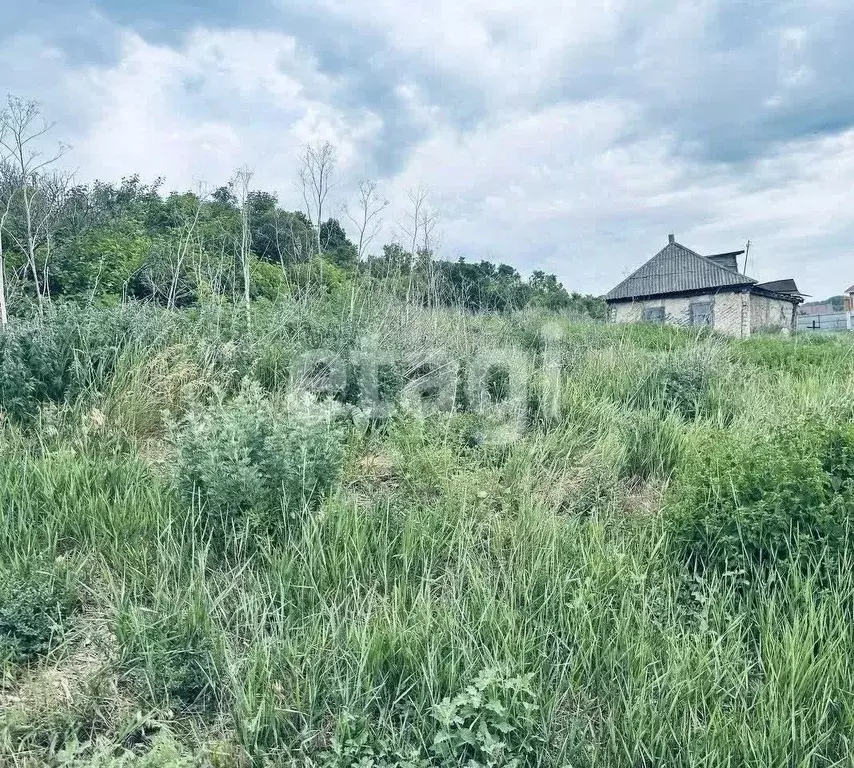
<box><xmin>796</xmin><ymin>311</ymin><xmax>851</xmax><ymax>332</ymax></box>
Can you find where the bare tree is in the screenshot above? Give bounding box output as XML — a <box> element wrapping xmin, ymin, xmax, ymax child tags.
<box><xmin>399</xmin><ymin>185</ymin><xmax>439</xmax><ymax>306</ymax></box>
<box><xmin>0</xmin><ymin>96</ymin><xmax>70</xmax><ymax>316</ymax></box>
<box><xmin>232</xmin><ymin>167</ymin><xmax>253</xmax><ymax>328</ymax></box>
<box><xmin>298</xmin><ymin>141</ymin><xmax>337</xmax><ymax>257</ymax></box>
<box><xmin>166</xmin><ymin>189</ymin><xmax>205</xmax><ymax>311</ymax></box>
<box><xmin>343</xmin><ymin>179</ymin><xmax>388</xmax><ymax>261</ymax></box>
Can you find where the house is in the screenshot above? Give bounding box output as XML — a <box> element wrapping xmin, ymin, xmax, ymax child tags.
<box><xmin>605</xmin><ymin>235</ymin><xmax>803</xmax><ymax>337</ymax></box>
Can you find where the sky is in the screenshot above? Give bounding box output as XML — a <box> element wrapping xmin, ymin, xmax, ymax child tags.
<box><xmin>2</xmin><ymin>0</ymin><xmax>853</xmax><ymax>299</ymax></box>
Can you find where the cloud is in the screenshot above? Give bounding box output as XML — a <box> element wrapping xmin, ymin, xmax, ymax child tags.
<box><xmin>2</xmin><ymin>0</ymin><xmax>854</xmax><ymax>298</ymax></box>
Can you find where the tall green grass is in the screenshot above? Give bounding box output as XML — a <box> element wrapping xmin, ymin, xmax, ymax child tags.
<box><xmin>1</xmin><ymin>296</ymin><xmax>853</xmax><ymax>767</ymax></box>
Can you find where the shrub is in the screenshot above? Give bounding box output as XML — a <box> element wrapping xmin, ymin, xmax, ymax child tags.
<box><xmin>320</xmin><ymin>713</ymin><xmax>428</xmax><ymax>768</ymax></box>
<box><xmin>0</xmin><ymin>558</ymin><xmax>79</xmax><ymax>664</ymax></box>
<box><xmin>0</xmin><ymin>324</ymin><xmax>67</xmax><ymax>422</ymax></box>
<box><xmin>56</xmin><ymin>733</ymin><xmax>197</xmax><ymax>767</ymax></box>
<box><xmin>664</xmin><ymin>417</ymin><xmax>854</xmax><ymax>575</ymax></box>
<box><xmin>0</xmin><ymin>305</ymin><xmax>168</xmax><ymax>423</ymax></box>
<box><xmin>431</xmin><ymin>667</ymin><xmax>544</xmax><ymax>768</ymax></box>
<box><xmin>169</xmin><ymin>382</ymin><xmax>346</xmax><ymax>537</ymax></box>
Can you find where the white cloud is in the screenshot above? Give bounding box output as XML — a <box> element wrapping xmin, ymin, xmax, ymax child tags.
<box><xmin>2</xmin><ymin>0</ymin><xmax>854</xmax><ymax>299</ymax></box>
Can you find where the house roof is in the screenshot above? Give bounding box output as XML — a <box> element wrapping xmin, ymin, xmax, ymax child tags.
<box><xmin>754</xmin><ymin>279</ymin><xmax>808</xmax><ymax>298</ymax></box>
<box><xmin>846</xmin><ymin>284</ymin><xmax>854</xmax><ymax>294</ymax></box>
<box><xmin>606</xmin><ymin>239</ymin><xmax>755</xmax><ymax>301</ymax></box>
<box><xmin>706</xmin><ymin>250</ymin><xmax>745</xmax><ymax>272</ymax></box>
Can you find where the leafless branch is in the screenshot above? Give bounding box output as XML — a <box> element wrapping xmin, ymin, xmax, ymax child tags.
<box><xmin>232</xmin><ymin>167</ymin><xmax>254</xmax><ymax>328</ymax></box>
<box><xmin>343</xmin><ymin>179</ymin><xmax>388</xmax><ymax>261</ymax></box>
<box><xmin>297</xmin><ymin>141</ymin><xmax>337</xmax><ymax>257</ymax></box>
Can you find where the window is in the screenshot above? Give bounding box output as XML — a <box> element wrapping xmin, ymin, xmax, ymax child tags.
<box><xmin>690</xmin><ymin>301</ymin><xmax>712</xmax><ymax>326</ymax></box>
<box><xmin>643</xmin><ymin>307</ymin><xmax>665</xmax><ymax>323</ymax></box>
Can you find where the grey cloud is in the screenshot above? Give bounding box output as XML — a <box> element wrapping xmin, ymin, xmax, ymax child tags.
<box><xmin>3</xmin><ymin>0</ymin><xmax>854</xmax><ymax>298</ymax></box>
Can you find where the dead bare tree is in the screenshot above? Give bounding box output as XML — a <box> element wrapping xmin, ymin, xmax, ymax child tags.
<box><xmin>0</xmin><ymin>96</ymin><xmax>70</xmax><ymax>317</ymax></box>
<box><xmin>400</xmin><ymin>185</ymin><xmax>439</xmax><ymax>306</ymax></box>
<box><xmin>298</xmin><ymin>141</ymin><xmax>337</xmax><ymax>257</ymax></box>
<box><xmin>343</xmin><ymin>179</ymin><xmax>388</xmax><ymax>261</ymax></box>
<box><xmin>166</xmin><ymin>189</ymin><xmax>205</xmax><ymax>311</ymax></box>
<box><xmin>232</xmin><ymin>167</ymin><xmax>253</xmax><ymax>328</ymax></box>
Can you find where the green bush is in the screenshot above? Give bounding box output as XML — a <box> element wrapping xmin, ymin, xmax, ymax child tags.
<box><xmin>0</xmin><ymin>305</ymin><xmax>168</xmax><ymax>423</ymax></box>
<box><xmin>431</xmin><ymin>667</ymin><xmax>544</xmax><ymax>768</ymax></box>
<box><xmin>664</xmin><ymin>417</ymin><xmax>854</xmax><ymax>575</ymax></box>
<box><xmin>56</xmin><ymin>733</ymin><xmax>197</xmax><ymax>767</ymax></box>
<box><xmin>169</xmin><ymin>382</ymin><xmax>346</xmax><ymax>537</ymax></box>
<box><xmin>0</xmin><ymin>558</ymin><xmax>79</xmax><ymax>664</ymax></box>
<box><xmin>319</xmin><ymin>713</ymin><xmax>428</xmax><ymax>768</ymax></box>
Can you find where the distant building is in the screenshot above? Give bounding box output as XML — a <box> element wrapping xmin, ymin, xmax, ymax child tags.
<box><xmin>800</xmin><ymin>302</ymin><xmax>838</xmax><ymax>316</ymax></box>
<box><xmin>605</xmin><ymin>235</ymin><xmax>803</xmax><ymax>337</ymax></box>
<box><xmin>796</xmin><ymin>287</ymin><xmax>852</xmax><ymax>332</ymax></box>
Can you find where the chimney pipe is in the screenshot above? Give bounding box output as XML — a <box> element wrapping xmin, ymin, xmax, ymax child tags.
<box><xmin>668</xmin><ymin>234</ymin><xmax>675</xmax><ymax>244</ymax></box>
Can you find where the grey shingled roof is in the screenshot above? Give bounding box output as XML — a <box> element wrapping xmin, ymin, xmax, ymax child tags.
<box><xmin>705</xmin><ymin>250</ymin><xmax>744</xmax><ymax>272</ymax></box>
<box><xmin>754</xmin><ymin>279</ymin><xmax>805</xmax><ymax>297</ymax></box>
<box><xmin>606</xmin><ymin>240</ymin><xmax>756</xmax><ymax>301</ymax></box>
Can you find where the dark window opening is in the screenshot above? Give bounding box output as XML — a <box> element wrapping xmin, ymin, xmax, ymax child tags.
<box><xmin>690</xmin><ymin>301</ymin><xmax>712</xmax><ymax>326</ymax></box>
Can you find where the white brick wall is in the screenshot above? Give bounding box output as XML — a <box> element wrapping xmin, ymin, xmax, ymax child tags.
<box><xmin>749</xmin><ymin>293</ymin><xmax>797</xmax><ymax>333</ymax></box>
<box><xmin>609</xmin><ymin>289</ymin><xmax>779</xmax><ymax>337</ymax></box>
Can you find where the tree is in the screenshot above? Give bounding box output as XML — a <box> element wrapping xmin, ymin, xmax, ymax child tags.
<box><xmin>319</xmin><ymin>218</ymin><xmax>357</xmax><ymax>268</ymax></box>
<box><xmin>399</xmin><ymin>185</ymin><xmax>438</xmax><ymax>306</ymax></box>
<box><xmin>0</xmin><ymin>96</ymin><xmax>70</xmax><ymax>316</ymax></box>
<box><xmin>164</xmin><ymin>190</ymin><xmax>204</xmax><ymax>310</ymax></box>
<box><xmin>298</xmin><ymin>141</ymin><xmax>337</xmax><ymax>257</ymax></box>
<box><xmin>343</xmin><ymin>179</ymin><xmax>388</xmax><ymax>260</ymax></box>
<box><xmin>247</xmin><ymin>192</ymin><xmax>315</xmax><ymax>268</ymax></box>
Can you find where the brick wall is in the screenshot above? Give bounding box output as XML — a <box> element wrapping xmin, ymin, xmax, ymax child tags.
<box><xmin>749</xmin><ymin>293</ymin><xmax>797</xmax><ymax>333</ymax></box>
<box><xmin>610</xmin><ymin>290</ymin><xmax>751</xmax><ymax>337</ymax></box>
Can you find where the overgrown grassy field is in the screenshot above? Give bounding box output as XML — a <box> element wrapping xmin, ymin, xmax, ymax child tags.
<box><xmin>1</xmin><ymin>290</ymin><xmax>854</xmax><ymax>767</ymax></box>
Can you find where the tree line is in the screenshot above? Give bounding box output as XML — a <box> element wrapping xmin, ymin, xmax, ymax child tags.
<box><xmin>0</xmin><ymin>95</ymin><xmax>606</xmax><ymax>326</ymax></box>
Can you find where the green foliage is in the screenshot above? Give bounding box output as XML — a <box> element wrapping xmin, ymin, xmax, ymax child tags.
<box><xmin>635</xmin><ymin>351</ymin><xmax>715</xmax><ymax>419</ymax></box>
<box><xmin>3</xmin><ymin>301</ymin><xmax>854</xmax><ymax>767</ymax></box>
<box><xmin>432</xmin><ymin>667</ymin><xmax>543</xmax><ymax>768</ymax></box>
<box><xmin>168</xmin><ymin>382</ymin><xmax>346</xmax><ymax>537</ymax></box>
<box><xmin>731</xmin><ymin>335</ymin><xmax>853</xmax><ymax>375</ymax></box>
<box><xmin>319</xmin><ymin>714</ymin><xmax>428</xmax><ymax>768</ymax></box>
<box><xmin>0</xmin><ymin>305</ymin><xmax>168</xmax><ymax>423</ymax></box>
<box><xmin>114</xmin><ymin>591</ymin><xmax>221</xmax><ymax>709</ymax></box>
<box><xmin>52</xmin><ymin>225</ymin><xmax>152</xmax><ymax>297</ymax></box>
<box><xmin>665</xmin><ymin>418</ymin><xmax>854</xmax><ymax>574</ymax></box>
<box><xmin>287</xmin><ymin>257</ymin><xmax>350</xmax><ymax>296</ymax></box>
<box><xmin>320</xmin><ymin>218</ymin><xmax>358</xmax><ymax>268</ymax></box>
<box><xmin>56</xmin><ymin>733</ymin><xmax>198</xmax><ymax>768</ymax></box>
<box><xmin>0</xmin><ymin>558</ymin><xmax>78</xmax><ymax>664</ymax></box>
<box><xmin>250</xmin><ymin>258</ymin><xmax>287</xmax><ymax>301</ymax></box>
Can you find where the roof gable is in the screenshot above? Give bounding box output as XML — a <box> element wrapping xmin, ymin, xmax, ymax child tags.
<box><xmin>754</xmin><ymin>279</ymin><xmax>806</xmax><ymax>298</ymax></box>
<box><xmin>705</xmin><ymin>250</ymin><xmax>744</xmax><ymax>272</ymax></box>
<box><xmin>606</xmin><ymin>240</ymin><xmax>756</xmax><ymax>301</ymax></box>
